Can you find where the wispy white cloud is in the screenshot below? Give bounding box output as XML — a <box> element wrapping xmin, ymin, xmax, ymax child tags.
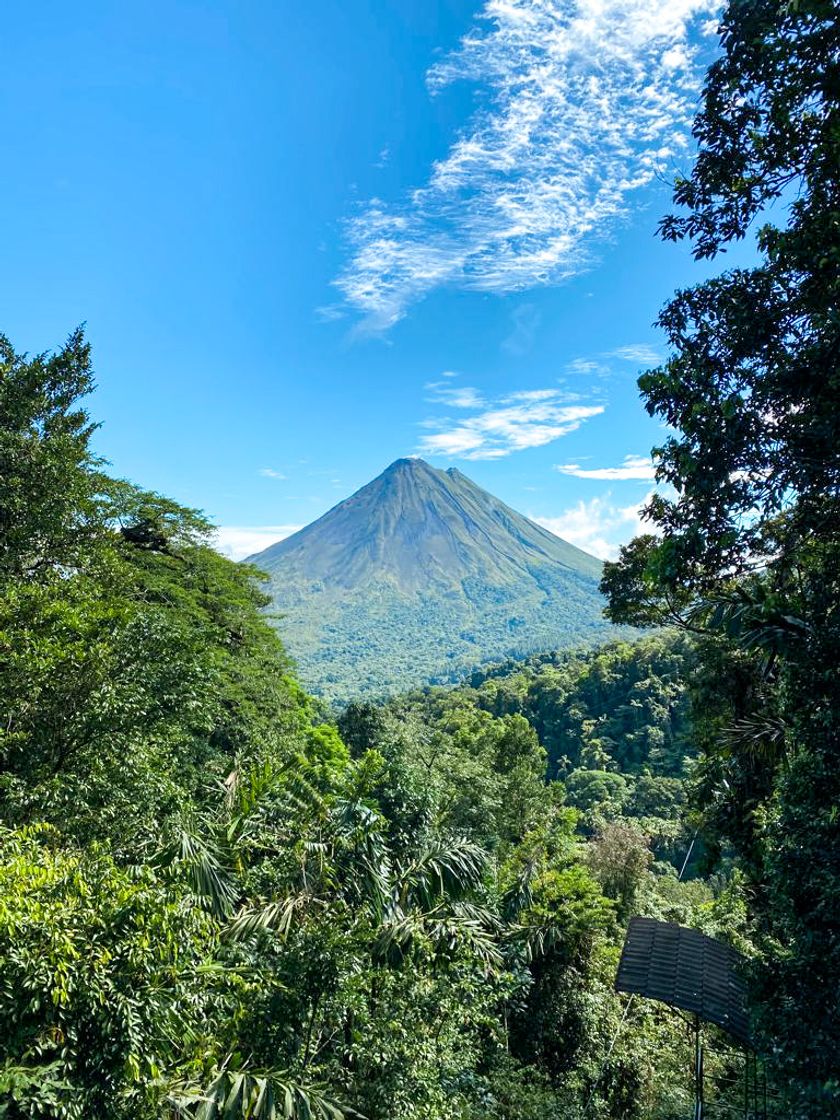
<box><xmin>314</xmin><ymin>304</ymin><xmax>346</xmax><ymax>323</ymax></box>
<box><xmin>259</xmin><ymin>468</ymin><xmax>287</xmax><ymax>480</ymax></box>
<box><xmin>565</xmin><ymin>357</ymin><xmax>609</xmax><ymax>377</ymax></box>
<box><xmin>419</xmin><ymin>388</ymin><xmax>604</xmax><ymax>460</ymax></box>
<box><xmin>504</xmin><ymin>388</ymin><xmax>559</xmax><ymax>403</ymax></box>
<box><xmin>533</xmin><ymin>491</ymin><xmax>653</xmax><ymax>559</ymax></box>
<box><xmin>212</xmin><ymin>525</ymin><xmax>303</xmax><ymax>562</ymax></box>
<box><xmin>608</xmin><ymin>343</ymin><xmax>661</xmax><ymax>364</ymax></box>
<box><xmin>562</xmin><ymin>344</ymin><xmax>660</xmax><ymax>379</ymax></box>
<box><xmin>425</xmin><ymin>384</ymin><xmax>487</xmax><ymax>409</ymax></box>
<box><xmin>336</xmin><ymin>0</ymin><xmax>718</xmax><ymax>329</ymax></box>
<box><xmin>555</xmin><ymin>453</ymin><xmax>656</xmax><ymax>480</ymax></box>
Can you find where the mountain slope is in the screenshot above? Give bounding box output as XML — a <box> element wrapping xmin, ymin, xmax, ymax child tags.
<box><xmin>248</xmin><ymin>459</ymin><xmax>617</xmax><ymax>701</ymax></box>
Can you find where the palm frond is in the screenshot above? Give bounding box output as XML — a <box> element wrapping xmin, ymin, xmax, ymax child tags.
<box><xmin>224</xmin><ymin>758</ymin><xmax>325</xmax><ymax>849</ymax></box>
<box><xmin>330</xmin><ymin>797</ymin><xmax>383</xmax><ymax>841</ymax></box>
<box><xmin>507</xmin><ymin>920</ymin><xmax>566</xmax><ymax>963</ymax></box>
<box><xmin>722</xmin><ymin>714</ymin><xmax>788</xmax><ymax>765</ymax></box>
<box><xmin>224</xmin><ymin>892</ymin><xmax>317</xmax><ymax>942</ymax></box>
<box><xmin>330</xmin><ymin>798</ymin><xmax>392</xmax><ymax>917</ymax></box>
<box><xmin>450</xmin><ymin>899</ymin><xmax>504</xmax><ymax>932</ymax></box>
<box><xmin>500</xmin><ymin>859</ymin><xmax>538</xmax><ymax>921</ymax></box>
<box><xmin>425</xmin><ymin>912</ymin><xmax>503</xmax><ymax>969</ymax></box>
<box><xmin>157</xmin><ymin>816</ymin><xmax>239</xmax><ymax>919</ymax></box>
<box><xmin>397</xmin><ymin>838</ymin><xmax>487</xmax><ymax>909</ymax></box>
<box><xmin>168</xmin><ymin>1066</ymin><xmax>356</xmax><ymax>1120</ymax></box>
<box><xmin>282</xmin><ymin>761</ymin><xmax>330</xmax><ymax>817</ymax></box>
<box><xmin>372</xmin><ymin>910</ymin><xmax>421</xmax><ymax>966</ymax></box>
<box><xmin>374</xmin><ymin>907</ymin><xmax>502</xmax><ymax>969</ymax></box>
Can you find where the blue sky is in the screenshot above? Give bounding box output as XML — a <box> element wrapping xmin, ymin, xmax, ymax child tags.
<box><xmin>1</xmin><ymin>0</ymin><xmax>756</xmax><ymax>560</ymax></box>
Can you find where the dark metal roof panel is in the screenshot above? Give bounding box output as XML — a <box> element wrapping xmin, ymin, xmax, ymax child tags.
<box><xmin>615</xmin><ymin>917</ymin><xmax>751</xmax><ymax>1045</ymax></box>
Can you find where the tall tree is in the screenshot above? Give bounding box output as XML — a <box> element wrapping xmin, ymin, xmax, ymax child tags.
<box><xmin>602</xmin><ymin>2</ymin><xmax>840</xmax><ymax>1112</ymax></box>
<box><xmin>0</xmin><ymin>329</ymin><xmax>100</xmax><ymax>576</ymax></box>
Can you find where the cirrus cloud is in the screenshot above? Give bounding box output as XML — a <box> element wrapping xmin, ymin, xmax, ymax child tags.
<box><xmin>419</xmin><ymin>388</ymin><xmax>604</xmax><ymax>460</ymax></box>
<box><xmin>336</xmin><ymin>0</ymin><xmax>719</xmax><ymax>330</ymax></box>
<box><xmin>425</xmin><ymin>383</ymin><xmax>487</xmax><ymax>409</ymax></box>
<box><xmin>555</xmin><ymin>453</ymin><xmax>656</xmax><ymax>480</ymax></box>
<box><xmin>608</xmin><ymin>343</ymin><xmax>661</xmax><ymax>364</ymax></box>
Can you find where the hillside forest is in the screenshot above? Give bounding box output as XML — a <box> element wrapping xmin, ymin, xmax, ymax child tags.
<box><xmin>1</xmin><ymin>2</ymin><xmax>838</xmax><ymax>1118</ymax></box>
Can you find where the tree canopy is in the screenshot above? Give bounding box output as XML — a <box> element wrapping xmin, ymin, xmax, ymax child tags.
<box><xmin>602</xmin><ymin>2</ymin><xmax>840</xmax><ymax>1112</ymax></box>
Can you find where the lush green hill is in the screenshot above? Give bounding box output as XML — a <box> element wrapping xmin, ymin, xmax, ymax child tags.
<box><xmin>248</xmin><ymin>458</ymin><xmax>621</xmax><ymax>700</ymax></box>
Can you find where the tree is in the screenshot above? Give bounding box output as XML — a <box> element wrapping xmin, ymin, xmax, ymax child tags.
<box><xmin>602</xmin><ymin>2</ymin><xmax>840</xmax><ymax>1112</ymax></box>
<box><xmin>0</xmin><ymin>825</ymin><xmax>214</xmax><ymax>1120</ymax></box>
<box><xmin>587</xmin><ymin>822</ymin><xmax>651</xmax><ymax>922</ymax></box>
<box><xmin>0</xmin><ymin>329</ymin><xmax>100</xmax><ymax>577</ymax></box>
<box><xmin>0</xmin><ymin>332</ymin><xmax>331</xmax><ymax>1117</ymax></box>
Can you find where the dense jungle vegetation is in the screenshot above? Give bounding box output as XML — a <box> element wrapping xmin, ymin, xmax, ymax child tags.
<box><xmin>0</xmin><ymin>334</ymin><xmax>748</xmax><ymax>1118</ymax></box>
<box><xmin>1</xmin><ymin>0</ymin><xmax>838</xmax><ymax>1116</ymax></box>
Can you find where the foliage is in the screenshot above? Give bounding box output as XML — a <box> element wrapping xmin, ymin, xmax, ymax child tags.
<box><xmin>271</xmin><ymin>568</ymin><xmax>621</xmax><ymax>705</ymax></box>
<box><xmin>168</xmin><ymin>1068</ymin><xmax>349</xmax><ymax>1120</ymax></box>
<box><xmin>601</xmin><ymin>2</ymin><xmax>840</xmax><ymax>1112</ymax></box>
<box><xmin>6</xmin><ymin>2</ymin><xmax>839</xmax><ymax>1112</ymax></box>
<box><xmin>0</xmin><ymin>329</ymin><xmax>756</xmax><ymax>1119</ymax></box>
<box><xmin>0</xmin><ymin>826</ymin><xmax>213</xmax><ymax>1119</ymax></box>
<box><xmin>0</xmin><ymin>328</ymin><xmax>99</xmax><ymax>576</ymax></box>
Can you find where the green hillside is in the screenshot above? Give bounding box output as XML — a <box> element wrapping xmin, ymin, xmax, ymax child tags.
<box><xmin>248</xmin><ymin>458</ymin><xmax>619</xmax><ymax>700</ymax></box>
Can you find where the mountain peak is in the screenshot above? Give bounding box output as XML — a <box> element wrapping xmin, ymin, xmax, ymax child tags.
<box><xmin>250</xmin><ymin>459</ymin><xmax>601</xmax><ymax>583</ymax></box>
<box><xmin>382</xmin><ymin>456</ymin><xmax>434</xmax><ymax>476</ymax></box>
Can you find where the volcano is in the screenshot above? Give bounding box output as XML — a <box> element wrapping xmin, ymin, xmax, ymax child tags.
<box><xmin>248</xmin><ymin>458</ymin><xmax>615</xmax><ymax>701</ymax></box>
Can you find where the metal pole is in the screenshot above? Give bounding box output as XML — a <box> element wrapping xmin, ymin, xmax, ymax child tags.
<box><xmin>694</xmin><ymin>1014</ymin><xmax>704</xmax><ymax>1120</ymax></box>
<box><xmin>761</xmin><ymin>1060</ymin><xmax>767</xmax><ymax>1120</ymax></box>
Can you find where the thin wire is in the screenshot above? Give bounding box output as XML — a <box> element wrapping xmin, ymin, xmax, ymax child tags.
<box><xmin>679</xmin><ymin>832</ymin><xmax>698</xmax><ymax>880</ymax></box>
<box><xmin>583</xmin><ymin>994</ymin><xmax>636</xmax><ymax>1114</ymax></box>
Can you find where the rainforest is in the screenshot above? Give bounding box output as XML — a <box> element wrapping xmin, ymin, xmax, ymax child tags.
<box><xmin>0</xmin><ymin>364</ymin><xmax>751</xmax><ymax>1117</ymax></box>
